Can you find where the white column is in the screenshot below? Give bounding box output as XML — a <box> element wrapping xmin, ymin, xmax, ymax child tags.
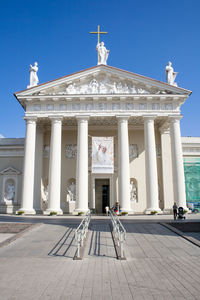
<box><xmin>20</xmin><ymin>117</ymin><xmax>37</xmax><ymax>214</ymax></box>
<box><xmin>117</xmin><ymin>116</ymin><xmax>131</xmax><ymax>212</ymax></box>
<box><xmin>44</xmin><ymin>117</ymin><xmax>63</xmax><ymax>215</ymax></box>
<box><xmin>75</xmin><ymin>116</ymin><xmax>89</xmax><ymax>212</ymax></box>
<box><xmin>33</xmin><ymin>127</ymin><xmax>44</xmax><ymax>213</ymax></box>
<box><xmin>170</xmin><ymin>116</ymin><xmax>187</xmax><ymax>209</ymax></box>
<box><xmin>144</xmin><ymin>116</ymin><xmax>161</xmax><ymax>213</ymax></box>
<box><xmin>160</xmin><ymin>127</ymin><xmax>174</xmax><ymax>213</ymax></box>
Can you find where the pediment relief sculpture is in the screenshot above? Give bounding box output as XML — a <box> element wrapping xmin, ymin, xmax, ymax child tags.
<box><xmin>36</xmin><ymin>77</ymin><xmax>172</xmax><ymax>96</ymax></box>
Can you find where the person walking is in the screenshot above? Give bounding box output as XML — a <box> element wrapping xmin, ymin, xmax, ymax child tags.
<box><xmin>173</xmin><ymin>202</ymin><xmax>178</xmax><ymax>220</ymax></box>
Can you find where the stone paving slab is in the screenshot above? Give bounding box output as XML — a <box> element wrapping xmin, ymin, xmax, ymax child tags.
<box><xmin>85</xmin><ymin>221</ymin><xmax>116</xmax><ymax>259</ymax></box>
<box><xmin>0</xmin><ymin>219</ymin><xmax>200</xmax><ymax>299</ymax></box>
<box><xmin>0</xmin><ymin>222</ymin><xmax>33</xmax><ymax>233</ymax></box>
<box><xmin>0</xmin><ymin>233</ymin><xmax>15</xmax><ymax>243</ymax></box>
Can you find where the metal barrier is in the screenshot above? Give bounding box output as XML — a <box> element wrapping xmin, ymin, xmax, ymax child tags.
<box><xmin>74</xmin><ymin>210</ymin><xmax>91</xmax><ymax>259</ymax></box>
<box><xmin>109</xmin><ymin>210</ymin><xmax>126</xmax><ymax>258</ymax></box>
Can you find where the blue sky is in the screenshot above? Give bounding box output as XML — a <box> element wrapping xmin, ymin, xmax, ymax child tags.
<box><xmin>0</xmin><ymin>0</ymin><xmax>199</xmax><ymax>137</ymax></box>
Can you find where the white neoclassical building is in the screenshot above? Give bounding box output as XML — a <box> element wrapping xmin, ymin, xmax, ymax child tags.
<box><xmin>1</xmin><ymin>55</ymin><xmax>199</xmax><ymax>215</ymax></box>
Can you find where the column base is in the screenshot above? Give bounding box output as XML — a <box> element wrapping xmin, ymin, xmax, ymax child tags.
<box><xmin>163</xmin><ymin>208</ymin><xmax>172</xmax><ymax>214</ymax></box>
<box><xmin>145</xmin><ymin>208</ymin><xmax>162</xmax><ymax>215</ymax></box>
<box><xmin>43</xmin><ymin>209</ymin><xmax>63</xmax><ymax>215</ymax></box>
<box><xmin>74</xmin><ymin>208</ymin><xmax>89</xmax><ymax>214</ymax></box>
<box><xmin>120</xmin><ymin>208</ymin><xmax>133</xmax><ymax>214</ymax></box>
<box><xmin>16</xmin><ymin>208</ymin><xmax>36</xmax><ymax>215</ymax></box>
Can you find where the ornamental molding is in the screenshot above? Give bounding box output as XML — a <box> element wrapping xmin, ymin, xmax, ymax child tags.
<box><xmin>182</xmin><ymin>146</ymin><xmax>200</xmax><ymax>156</ymax></box>
<box><xmin>0</xmin><ymin>149</ymin><xmax>24</xmax><ymax>157</ymax></box>
<box><xmin>0</xmin><ymin>167</ymin><xmax>21</xmax><ymax>175</ymax></box>
<box><xmin>26</xmin><ymin>100</ymin><xmax>177</xmax><ymax>114</ymax></box>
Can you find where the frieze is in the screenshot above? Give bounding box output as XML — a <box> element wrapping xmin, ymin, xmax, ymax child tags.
<box><xmin>65</xmin><ymin>143</ymin><xmax>138</xmax><ymax>159</ymax></box>
<box><xmin>36</xmin><ymin>77</ymin><xmax>173</xmax><ymax>96</ymax></box>
<box><xmin>66</xmin><ymin>144</ymin><xmax>77</xmax><ymax>158</ymax></box>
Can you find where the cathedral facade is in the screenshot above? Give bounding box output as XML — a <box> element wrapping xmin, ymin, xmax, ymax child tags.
<box><xmin>0</xmin><ymin>64</ymin><xmax>199</xmax><ymax>215</ymax></box>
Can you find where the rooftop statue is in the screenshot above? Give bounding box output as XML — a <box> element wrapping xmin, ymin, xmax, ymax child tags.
<box><xmin>28</xmin><ymin>62</ymin><xmax>39</xmax><ymax>88</ymax></box>
<box><xmin>96</xmin><ymin>42</ymin><xmax>109</xmax><ymax>65</ymax></box>
<box><xmin>165</xmin><ymin>61</ymin><xmax>178</xmax><ymax>86</ymax></box>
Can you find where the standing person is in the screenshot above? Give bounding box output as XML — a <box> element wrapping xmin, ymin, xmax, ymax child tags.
<box><xmin>173</xmin><ymin>202</ymin><xmax>178</xmax><ymax>220</ymax></box>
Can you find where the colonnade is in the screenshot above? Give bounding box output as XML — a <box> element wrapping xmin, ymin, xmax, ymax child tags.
<box><xmin>19</xmin><ymin>115</ymin><xmax>187</xmax><ymax>214</ymax></box>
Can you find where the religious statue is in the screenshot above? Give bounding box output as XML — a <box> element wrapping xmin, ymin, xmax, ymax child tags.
<box><xmin>28</xmin><ymin>62</ymin><xmax>39</xmax><ymax>88</ymax></box>
<box><xmin>111</xmin><ymin>82</ymin><xmax>118</xmax><ymax>93</ymax></box>
<box><xmin>165</xmin><ymin>61</ymin><xmax>178</xmax><ymax>86</ymax></box>
<box><xmin>130</xmin><ymin>180</ymin><xmax>137</xmax><ymax>202</ymax></box>
<box><xmin>67</xmin><ymin>182</ymin><xmax>76</xmax><ymax>202</ymax></box>
<box><xmin>89</xmin><ymin>79</ymin><xmax>99</xmax><ymax>93</ymax></box>
<box><xmin>4</xmin><ymin>182</ymin><xmax>15</xmax><ymax>201</ymax></box>
<box><xmin>66</xmin><ymin>83</ymin><xmax>77</xmax><ymax>94</ymax></box>
<box><xmin>41</xmin><ymin>184</ymin><xmax>48</xmax><ymax>203</ymax></box>
<box><xmin>96</xmin><ymin>42</ymin><xmax>109</xmax><ymax>65</ymax></box>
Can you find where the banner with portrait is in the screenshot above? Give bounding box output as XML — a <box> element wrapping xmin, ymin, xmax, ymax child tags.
<box><xmin>92</xmin><ymin>137</ymin><xmax>114</xmax><ymax>174</ymax></box>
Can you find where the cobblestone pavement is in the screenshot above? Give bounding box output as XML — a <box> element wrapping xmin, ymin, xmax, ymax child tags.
<box><xmin>0</xmin><ymin>217</ymin><xmax>200</xmax><ymax>299</ymax></box>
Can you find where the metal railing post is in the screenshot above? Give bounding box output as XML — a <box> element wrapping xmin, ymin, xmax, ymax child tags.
<box><xmin>109</xmin><ymin>209</ymin><xmax>126</xmax><ymax>259</ymax></box>
<box><xmin>74</xmin><ymin>210</ymin><xmax>91</xmax><ymax>259</ymax></box>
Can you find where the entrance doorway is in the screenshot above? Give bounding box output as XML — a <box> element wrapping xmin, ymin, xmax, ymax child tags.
<box><xmin>95</xmin><ymin>179</ymin><xmax>110</xmax><ymax>214</ymax></box>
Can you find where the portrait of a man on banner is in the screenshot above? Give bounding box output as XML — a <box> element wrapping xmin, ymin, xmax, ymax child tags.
<box><xmin>92</xmin><ymin>137</ymin><xmax>114</xmax><ymax>173</ymax></box>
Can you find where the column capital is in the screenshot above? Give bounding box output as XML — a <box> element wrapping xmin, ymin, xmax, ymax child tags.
<box><xmin>116</xmin><ymin>115</ymin><xmax>130</xmax><ymax>122</ymax></box>
<box><xmin>24</xmin><ymin>116</ymin><xmax>37</xmax><ymax>124</ymax></box>
<box><xmin>159</xmin><ymin>122</ymin><xmax>170</xmax><ymax>134</ymax></box>
<box><xmin>143</xmin><ymin>115</ymin><xmax>157</xmax><ymax>123</ymax></box>
<box><xmin>159</xmin><ymin>128</ymin><xmax>170</xmax><ymax>134</ymax></box>
<box><xmin>76</xmin><ymin>115</ymin><xmax>90</xmax><ymax>123</ymax></box>
<box><xmin>49</xmin><ymin>116</ymin><xmax>63</xmax><ymax>124</ymax></box>
<box><xmin>168</xmin><ymin>115</ymin><xmax>183</xmax><ymax>123</ymax></box>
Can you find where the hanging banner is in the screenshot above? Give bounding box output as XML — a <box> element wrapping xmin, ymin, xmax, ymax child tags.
<box><xmin>92</xmin><ymin>137</ymin><xmax>114</xmax><ymax>174</ymax></box>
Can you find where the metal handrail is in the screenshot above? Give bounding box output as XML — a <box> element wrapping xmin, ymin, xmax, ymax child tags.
<box><xmin>109</xmin><ymin>210</ymin><xmax>126</xmax><ymax>258</ymax></box>
<box><xmin>75</xmin><ymin>210</ymin><xmax>91</xmax><ymax>259</ymax></box>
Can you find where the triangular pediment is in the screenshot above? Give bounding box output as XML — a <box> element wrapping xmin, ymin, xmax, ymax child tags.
<box><xmin>15</xmin><ymin>65</ymin><xmax>191</xmax><ymax>99</ymax></box>
<box><xmin>0</xmin><ymin>167</ymin><xmax>21</xmax><ymax>175</ymax></box>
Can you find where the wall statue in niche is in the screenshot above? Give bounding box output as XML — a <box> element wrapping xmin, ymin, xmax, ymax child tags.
<box><xmin>41</xmin><ymin>179</ymin><xmax>48</xmax><ymax>210</ymax></box>
<box><xmin>66</xmin><ymin>180</ymin><xmax>76</xmax><ymax>202</ymax></box>
<box><xmin>4</xmin><ymin>180</ymin><xmax>15</xmax><ymax>203</ymax></box>
<box><xmin>130</xmin><ymin>178</ymin><xmax>137</xmax><ymax>202</ymax></box>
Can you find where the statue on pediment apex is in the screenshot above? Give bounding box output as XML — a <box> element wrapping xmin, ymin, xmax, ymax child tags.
<box><xmin>165</xmin><ymin>61</ymin><xmax>178</xmax><ymax>86</ymax></box>
<box><xmin>96</xmin><ymin>42</ymin><xmax>109</xmax><ymax>65</ymax></box>
<box><xmin>28</xmin><ymin>62</ymin><xmax>39</xmax><ymax>88</ymax></box>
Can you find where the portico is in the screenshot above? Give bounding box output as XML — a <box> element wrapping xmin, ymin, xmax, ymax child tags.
<box><xmin>14</xmin><ymin>64</ymin><xmax>191</xmax><ymax>215</ymax></box>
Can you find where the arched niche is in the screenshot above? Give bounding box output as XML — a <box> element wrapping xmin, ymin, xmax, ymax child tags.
<box><xmin>0</xmin><ymin>167</ymin><xmax>21</xmax><ymax>205</ymax></box>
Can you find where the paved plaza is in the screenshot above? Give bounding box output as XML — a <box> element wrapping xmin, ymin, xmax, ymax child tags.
<box><xmin>0</xmin><ymin>214</ymin><xmax>200</xmax><ymax>299</ymax></box>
